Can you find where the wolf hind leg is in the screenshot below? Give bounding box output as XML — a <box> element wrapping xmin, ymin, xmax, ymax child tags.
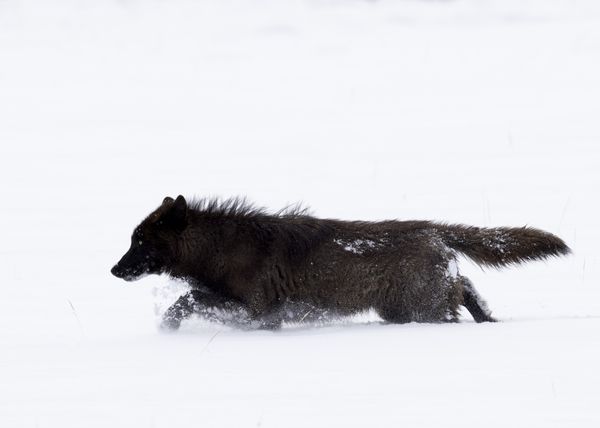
<box><xmin>460</xmin><ymin>276</ymin><xmax>496</xmax><ymax>323</ymax></box>
<box><xmin>376</xmin><ymin>274</ymin><xmax>463</xmax><ymax>324</ymax></box>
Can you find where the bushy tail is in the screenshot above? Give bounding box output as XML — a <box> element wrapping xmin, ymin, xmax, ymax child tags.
<box><xmin>439</xmin><ymin>224</ymin><xmax>571</xmax><ymax>268</ymax></box>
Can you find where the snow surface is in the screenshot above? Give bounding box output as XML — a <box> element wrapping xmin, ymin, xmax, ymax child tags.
<box><xmin>1</xmin><ymin>0</ymin><xmax>600</xmax><ymax>426</ymax></box>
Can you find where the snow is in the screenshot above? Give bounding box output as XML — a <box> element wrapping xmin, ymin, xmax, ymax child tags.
<box><xmin>447</xmin><ymin>259</ymin><xmax>459</xmax><ymax>279</ymax></box>
<box><xmin>1</xmin><ymin>0</ymin><xmax>600</xmax><ymax>426</ymax></box>
<box><xmin>334</xmin><ymin>238</ymin><xmax>382</xmax><ymax>254</ymax></box>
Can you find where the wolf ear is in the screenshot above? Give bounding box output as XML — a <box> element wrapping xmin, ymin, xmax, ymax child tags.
<box><xmin>173</xmin><ymin>195</ymin><xmax>186</xmax><ymax>212</ymax></box>
<box><xmin>163</xmin><ymin>196</ymin><xmax>174</xmax><ymax>205</ymax></box>
<box><xmin>163</xmin><ymin>195</ymin><xmax>187</xmax><ymax>229</ymax></box>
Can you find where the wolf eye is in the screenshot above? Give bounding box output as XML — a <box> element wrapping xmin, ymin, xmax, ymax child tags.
<box><xmin>138</xmin><ymin>240</ymin><xmax>143</xmax><ymax>246</ymax></box>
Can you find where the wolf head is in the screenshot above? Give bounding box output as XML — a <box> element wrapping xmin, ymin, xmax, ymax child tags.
<box><xmin>111</xmin><ymin>195</ymin><xmax>187</xmax><ymax>281</ymax></box>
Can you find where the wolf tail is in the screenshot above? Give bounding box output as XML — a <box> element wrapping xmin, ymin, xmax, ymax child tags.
<box><xmin>439</xmin><ymin>224</ymin><xmax>571</xmax><ymax>268</ymax></box>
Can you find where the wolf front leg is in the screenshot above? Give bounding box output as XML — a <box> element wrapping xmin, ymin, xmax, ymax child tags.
<box><xmin>160</xmin><ymin>290</ymin><xmax>252</xmax><ymax>330</ymax></box>
<box><xmin>160</xmin><ymin>291</ymin><xmax>199</xmax><ymax>330</ymax></box>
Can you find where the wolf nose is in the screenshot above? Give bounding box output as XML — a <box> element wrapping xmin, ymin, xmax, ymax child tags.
<box><xmin>111</xmin><ymin>265</ymin><xmax>123</xmax><ymax>278</ymax></box>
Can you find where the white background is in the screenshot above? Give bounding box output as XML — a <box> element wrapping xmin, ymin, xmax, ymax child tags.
<box><xmin>1</xmin><ymin>0</ymin><xmax>599</xmax><ymax>426</ymax></box>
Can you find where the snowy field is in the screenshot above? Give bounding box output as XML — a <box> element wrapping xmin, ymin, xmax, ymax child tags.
<box><xmin>1</xmin><ymin>0</ymin><xmax>599</xmax><ymax>426</ymax></box>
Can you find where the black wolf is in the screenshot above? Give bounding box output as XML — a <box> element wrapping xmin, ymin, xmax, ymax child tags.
<box><xmin>111</xmin><ymin>196</ymin><xmax>570</xmax><ymax>330</ymax></box>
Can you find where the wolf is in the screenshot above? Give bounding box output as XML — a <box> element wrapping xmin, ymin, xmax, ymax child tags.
<box><xmin>111</xmin><ymin>195</ymin><xmax>570</xmax><ymax>330</ymax></box>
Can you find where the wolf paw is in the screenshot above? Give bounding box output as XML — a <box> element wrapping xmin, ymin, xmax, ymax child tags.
<box><xmin>159</xmin><ymin>316</ymin><xmax>182</xmax><ymax>331</ymax></box>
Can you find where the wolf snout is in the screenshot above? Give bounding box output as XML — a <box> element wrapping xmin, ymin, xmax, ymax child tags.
<box><xmin>111</xmin><ymin>263</ymin><xmax>146</xmax><ymax>281</ymax></box>
<box><xmin>111</xmin><ymin>264</ymin><xmax>134</xmax><ymax>280</ymax></box>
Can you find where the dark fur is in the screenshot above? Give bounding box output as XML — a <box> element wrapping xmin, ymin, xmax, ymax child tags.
<box><xmin>111</xmin><ymin>196</ymin><xmax>571</xmax><ymax>329</ymax></box>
